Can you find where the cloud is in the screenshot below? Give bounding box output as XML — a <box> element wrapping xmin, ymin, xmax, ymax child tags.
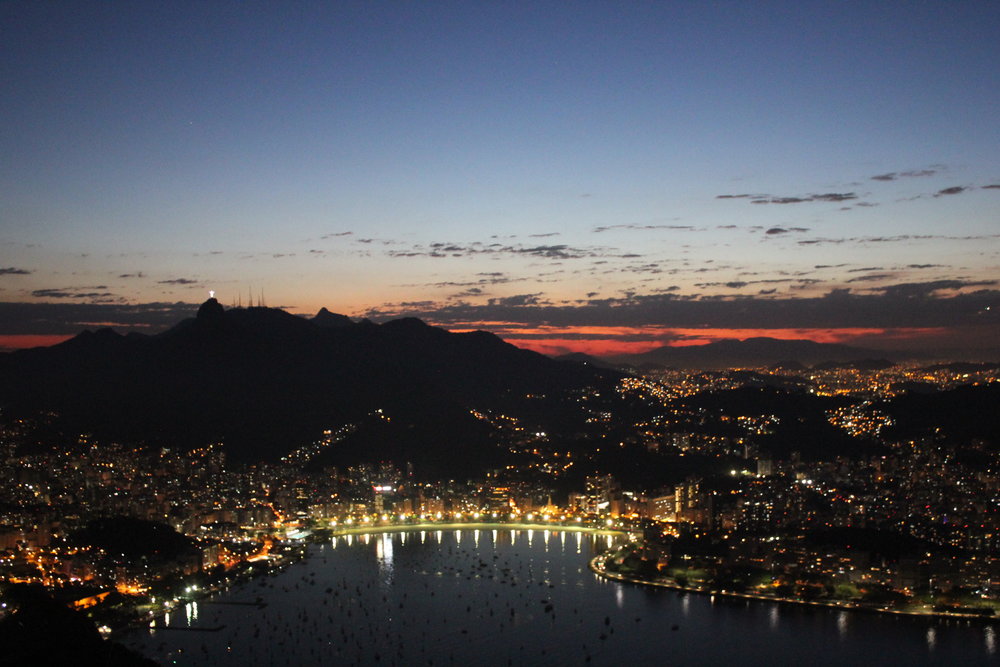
<box><xmin>427</xmin><ymin>273</ymin><xmax>525</xmax><ymax>289</ymax></box>
<box><xmin>320</xmin><ymin>231</ymin><xmax>353</xmax><ymax>239</ymax></box>
<box><xmin>764</xmin><ymin>227</ymin><xmax>810</xmax><ymax>235</ymax></box>
<box><xmin>619</xmin><ymin>262</ymin><xmax>665</xmax><ymax>274</ymax></box>
<box><xmin>31</xmin><ymin>289</ymin><xmax>80</xmax><ymax>299</ymax></box>
<box><xmin>798</xmin><ymin>233</ymin><xmax>1000</xmax><ymax>246</ymax></box>
<box><xmin>385</xmin><ymin>241</ymin><xmax>634</xmax><ymax>261</ymax></box>
<box><xmin>869</xmin><ymin>280</ymin><xmax>996</xmax><ymax>298</ymax></box>
<box><xmin>935</xmin><ymin>186</ymin><xmax>967</xmax><ymax>196</ymax></box>
<box><xmin>0</xmin><ymin>267</ymin><xmax>31</xmax><ymax>275</ymax></box>
<box><xmin>0</xmin><ymin>301</ymin><xmax>200</xmax><ymax>335</ymax></box>
<box><xmin>528</xmin><ymin>232</ymin><xmax>560</xmax><ymax>238</ymax></box>
<box><xmin>695</xmin><ymin>278</ymin><xmax>794</xmax><ymax>290</ymax></box>
<box><xmin>450</xmin><ymin>287</ymin><xmax>485</xmax><ymax>298</ymax></box>
<box><xmin>362</xmin><ymin>286</ymin><xmax>1000</xmax><ymax>335</ymax></box>
<box><xmin>983</xmin><ymin>184</ymin><xmax>1000</xmax><ymax>190</ymax></box>
<box><xmin>355</xmin><ymin>238</ymin><xmax>399</xmax><ymax>246</ymax></box>
<box><xmin>871</xmin><ymin>169</ymin><xmax>938</xmax><ymax>181</ymax></box>
<box><xmin>487</xmin><ymin>293</ymin><xmax>547</xmax><ymax>307</ymax></box>
<box><xmin>593</xmin><ymin>224</ymin><xmax>696</xmax><ymax>233</ymax></box>
<box><xmin>751</xmin><ymin>197</ymin><xmax>811</xmax><ymax>205</ymax></box>
<box><xmin>811</xmin><ymin>193</ymin><xmax>859</xmax><ymax>202</ymax></box>
<box><xmin>157</xmin><ymin>278</ymin><xmax>200</xmax><ymax>285</ymax></box>
<box><xmin>516</xmin><ymin>245</ymin><xmax>581</xmax><ymax>259</ymax></box>
<box><xmin>846</xmin><ymin>273</ymin><xmax>893</xmax><ymax>283</ymax></box>
<box><xmin>118</xmin><ymin>272</ymin><xmax>145</xmax><ymax>279</ymax></box>
<box><xmin>728</xmin><ymin>192</ymin><xmax>859</xmax><ymax>205</ymax></box>
<box><xmin>30</xmin><ymin>286</ymin><xmax>115</xmax><ymax>300</ymax></box>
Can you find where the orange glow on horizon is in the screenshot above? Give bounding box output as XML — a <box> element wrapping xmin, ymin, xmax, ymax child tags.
<box><xmin>0</xmin><ymin>325</ymin><xmax>958</xmax><ymax>359</ymax></box>
<box><xmin>473</xmin><ymin>326</ymin><xmax>951</xmax><ymax>357</ymax></box>
<box><xmin>504</xmin><ymin>338</ymin><xmax>664</xmax><ymax>357</ymax></box>
<box><xmin>0</xmin><ymin>334</ymin><xmax>74</xmax><ymax>351</ymax></box>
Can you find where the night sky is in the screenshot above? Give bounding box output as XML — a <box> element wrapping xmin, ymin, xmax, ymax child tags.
<box><xmin>2</xmin><ymin>2</ymin><xmax>998</xmax><ymax>357</ymax></box>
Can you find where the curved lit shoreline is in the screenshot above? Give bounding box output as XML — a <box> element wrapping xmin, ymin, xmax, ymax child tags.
<box><xmin>130</xmin><ymin>524</ymin><xmax>626</xmax><ymax>633</ymax></box>
<box><xmin>326</xmin><ymin>521</ymin><xmax>627</xmax><ymax>538</ymax></box>
<box><xmin>588</xmin><ymin>556</ymin><xmax>1000</xmax><ymax>624</ymax></box>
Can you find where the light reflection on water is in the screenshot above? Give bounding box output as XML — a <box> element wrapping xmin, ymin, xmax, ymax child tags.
<box><xmin>376</xmin><ymin>532</ymin><xmax>393</xmax><ymax>584</ymax></box>
<box><xmin>183</xmin><ymin>600</ymin><xmax>198</xmax><ymax>626</ymax></box>
<box><xmin>124</xmin><ymin>529</ymin><xmax>999</xmax><ymax>667</ymax></box>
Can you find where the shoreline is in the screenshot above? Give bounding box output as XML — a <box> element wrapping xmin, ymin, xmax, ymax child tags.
<box><xmin>588</xmin><ymin>556</ymin><xmax>999</xmax><ymax>625</ymax></box>
<box><xmin>113</xmin><ymin>545</ymin><xmax>307</xmax><ymax>637</ymax></box>
<box><xmin>116</xmin><ymin>524</ymin><xmax>624</xmax><ymax>636</ymax></box>
<box><xmin>325</xmin><ymin>521</ymin><xmax>627</xmax><ymax>538</ymax></box>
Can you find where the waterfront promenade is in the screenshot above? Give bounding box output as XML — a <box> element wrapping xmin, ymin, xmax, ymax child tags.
<box><xmin>589</xmin><ymin>553</ymin><xmax>1000</xmax><ymax>624</ymax></box>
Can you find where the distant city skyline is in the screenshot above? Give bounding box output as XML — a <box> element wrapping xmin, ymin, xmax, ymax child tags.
<box><xmin>2</xmin><ymin>2</ymin><xmax>998</xmax><ymax>356</ymax></box>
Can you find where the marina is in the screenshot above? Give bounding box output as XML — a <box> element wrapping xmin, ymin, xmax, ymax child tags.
<box><xmin>121</xmin><ymin>529</ymin><xmax>998</xmax><ymax>666</ymax></box>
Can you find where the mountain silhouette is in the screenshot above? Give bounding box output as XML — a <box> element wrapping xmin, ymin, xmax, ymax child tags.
<box><xmin>311</xmin><ymin>307</ymin><xmax>355</xmax><ymax>328</ymax></box>
<box><xmin>0</xmin><ymin>300</ymin><xmax>613</xmax><ymax>474</ymax></box>
<box><xmin>614</xmin><ymin>337</ymin><xmax>885</xmax><ymax>369</ymax></box>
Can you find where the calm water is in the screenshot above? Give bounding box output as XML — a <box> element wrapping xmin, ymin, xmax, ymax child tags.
<box><xmin>122</xmin><ymin>529</ymin><xmax>998</xmax><ymax>666</ymax></box>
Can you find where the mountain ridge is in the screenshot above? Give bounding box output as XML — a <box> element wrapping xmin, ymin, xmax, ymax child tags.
<box><xmin>611</xmin><ymin>336</ymin><xmax>892</xmax><ymax>369</ymax></box>
<box><xmin>0</xmin><ymin>300</ymin><xmax>615</xmax><ymax>474</ymax></box>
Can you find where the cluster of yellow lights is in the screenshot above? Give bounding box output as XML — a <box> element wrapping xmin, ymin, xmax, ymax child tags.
<box><xmin>322</xmin><ymin>510</ymin><xmax>626</xmax><ymax>529</ymax></box>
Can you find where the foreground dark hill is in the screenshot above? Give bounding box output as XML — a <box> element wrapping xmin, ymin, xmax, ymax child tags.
<box><xmin>0</xmin><ymin>299</ymin><xmax>614</xmax><ymax>472</ymax></box>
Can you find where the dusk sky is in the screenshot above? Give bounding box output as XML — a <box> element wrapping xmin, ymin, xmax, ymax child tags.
<box><xmin>2</xmin><ymin>2</ymin><xmax>998</xmax><ymax>357</ymax></box>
